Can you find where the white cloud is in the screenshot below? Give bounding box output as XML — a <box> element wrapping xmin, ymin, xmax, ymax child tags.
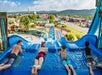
<box><xmin>17</xmin><ymin>2</ymin><xmax>21</xmax><ymax>5</ymax></box>
<box><xmin>0</xmin><ymin>0</ymin><xmax>96</xmax><ymax>12</ymax></box>
<box><xmin>3</xmin><ymin>0</ymin><xmax>8</xmax><ymax>4</ymax></box>
<box><xmin>30</xmin><ymin>0</ymin><xmax>96</xmax><ymax>11</ymax></box>
<box><xmin>0</xmin><ymin>0</ymin><xmax>21</xmax><ymax>7</ymax></box>
<box><xmin>0</xmin><ymin>0</ymin><xmax>21</xmax><ymax>12</ymax></box>
<box><xmin>10</xmin><ymin>2</ymin><xmax>17</xmax><ymax>7</ymax></box>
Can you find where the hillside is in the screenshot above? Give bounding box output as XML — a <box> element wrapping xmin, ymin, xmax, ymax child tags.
<box><xmin>8</xmin><ymin>9</ymin><xmax>96</xmax><ymax>16</ymax></box>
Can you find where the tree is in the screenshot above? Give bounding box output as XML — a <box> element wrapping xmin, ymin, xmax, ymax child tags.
<box><xmin>24</xmin><ymin>16</ymin><xmax>30</xmax><ymax>31</ymax></box>
<box><xmin>65</xmin><ymin>33</ymin><xmax>75</xmax><ymax>41</ymax></box>
<box><xmin>48</xmin><ymin>14</ymin><xmax>55</xmax><ymax>23</ymax></box>
<box><xmin>30</xmin><ymin>24</ymin><xmax>36</xmax><ymax>28</ymax></box>
<box><xmin>8</xmin><ymin>21</ymin><xmax>14</xmax><ymax>25</ymax></box>
<box><xmin>31</xmin><ymin>14</ymin><xmax>40</xmax><ymax>20</ymax></box>
<box><xmin>20</xmin><ymin>16</ymin><xmax>30</xmax><ymax>31</ymax></box>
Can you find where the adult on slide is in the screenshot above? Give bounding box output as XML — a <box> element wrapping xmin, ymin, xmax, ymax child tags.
<box><xmin>32</xmin><ymin>42</ymin><xmax>47</xmax><ymax>75</ymax></box>
<box><xmin>0</xmin><ymin>40</ymin><xmax>22</xmax><ymax>70</ymax></box>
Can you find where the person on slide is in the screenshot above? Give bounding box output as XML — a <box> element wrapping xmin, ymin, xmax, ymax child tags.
<box><xmin>60</xmin><ymin>45</ymin><xmax>76</xmax><ymax>75</ymax></box>
<box><xmin>0</xmin><ymin>40</ymin><xmax>22</xmax><ymax>70</ymax></box>
<box><xmin>32</xmin><ymin>42</ymin><xmax>47</xmax><ymax>75</ymax></box>
<box><xmin>84</xmin><ymin>41</ymin><xmax>96</xmax><ymax>75</ymax></box>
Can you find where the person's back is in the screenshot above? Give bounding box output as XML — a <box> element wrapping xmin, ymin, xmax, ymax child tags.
<box><xmin>85</xmin><ymin>41</ymin><xmax>95</xmax><ymax>75</ymax></box>
<box><xmin>85</xmin><ymin>41</ymin><xmax>91</xmax><ymax>56</ymax></box>
<box><xmin>39</xmin><ymin>42</ymin><xmax>46</xmax><ymax>53</ymax></box>
<box><xmin>11</xmin><ymin>44</ymin><xmax>22</xmax><ymax>55</ymax></box>
<box><xmin>32</xmin><ymin>42</ymin><xmax>46</xmax><ymax>75</ymax></box>
<box><xmin>60</xmin><ymin>45</ymin><xmax>76</xmax><ymax>75</ymax></box>
<box><xmin>60</xmin><ymin>48</ymin><xmax>67</xmax><ymax>59</ymax></box>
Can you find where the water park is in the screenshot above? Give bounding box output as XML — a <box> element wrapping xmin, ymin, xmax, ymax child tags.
<box><xmin>0</xmin><ymin>0</ymin><xmax>102</xmax><ymax>75</ymax></box>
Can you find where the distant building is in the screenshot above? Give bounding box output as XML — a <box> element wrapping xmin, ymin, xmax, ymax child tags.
<box><xmin>45</xmin><ymin>23</ymin><xmax>54</xmax><ymax>27</ymax></box>
<box><xmin>80</xmin><ymin>20</ymin><xmax>92</xmax><ymax>28</ymax></box>
<box><xmin>36</xmin><ymin>19</ymin><xmax>49</xmax><ymax>23</ymax></box>
<box><xmin>8</xmin><ymin>18</ymin><xmax>15</xmax><ymax>22</ymax></box>
<box><xmin>8</xmin><ymin>24</ymin><xmax>19</xmax><ymax>31</ymax></box>
<box><xmin>69</xmin><ymin>18</ymin><xmax>86</xmax><ymax>22</ymax></box>
<box><xmin>40</xmin><ymin>14</ymin><xmax>48</xmax><ymax>19</ymax></box>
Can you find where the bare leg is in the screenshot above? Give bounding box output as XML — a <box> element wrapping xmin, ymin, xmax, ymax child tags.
<box><xmin>0</xmin><ymin>64</ymin><xmax>4</xmax><ymax>67</ymax></box>
<box><xmin>68</xmin><ymin>65</ymin><xmax>76</xmax><ymax>75</ymax></box>
<box><xmin>32</xmin><ymin>59</ymin><xmax>38</xmax><ymax>75</ymax></box>
<box><xmin>32</xmin><ymin>57</ymin><xmax>43</xmax><ymax>75</ymax></box>
<box><xmin>36</xmin><ymin>57</ymin><xmax>44</xmax><ymax>70</ymax></box>
<box><xmin>32</xmin><ymin>67</ymin><xmax>37</xmax><ymax>75</ymax></box>
<box><xmin>88</xmin><ymin>65</ymin><xmax>94</xmax><ymax>75</ymax></box>
<box><xmin>0</xmin><ymin>64</ymin><xmax>11</xmax><ymax>70</ymax></box>
<box><xmin>34</xmin><ymin>59</ymin><xmax>39</xmax><ymax>66</ymax></box>
<box><xmin>0</xmin><ymin>58</ymin><xmax>15</xmax><ymax>70</ymax></box>
<box><xmin>64</xmin><ymin>65</ymin><xmax>71</xmax><ymax>75</ymax></box>
<box><xmin>0</xmin><ymin>58</ymin><xmax>9</xmax><ymax>67</ymax></box>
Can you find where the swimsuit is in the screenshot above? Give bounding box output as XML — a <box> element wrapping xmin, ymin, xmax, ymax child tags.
<box><xmin>36</xmin><ymin>52</ymin><xmax>45</xmax><ymax>59</ymax></box>
<box><xmin>62</xmin><ymin>58</ymin><xmax>70</xmax><ymax>66</ymax></box>
<box><xmin>7</xmin><ymin>53</ymin><xmax>17</xmax><ymax>59</ymax></box>
<box><xmin>2</xmin><ymin>53</ymin><xmax>17</xmax><ymax>65</ymax></box>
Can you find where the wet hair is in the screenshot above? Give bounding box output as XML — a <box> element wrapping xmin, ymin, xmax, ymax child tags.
<box><xmin>41</xmin><ymin>42</ymin><xmax>46</xmax><ymax>47</ymax></box>
<box><xmin>85</xmin><ymin>41</ymin><xmax>89</xmax><ymax>47</ymax></box>
<box><xmin>62</xmin><ymin>45</ymin><xmax>66</xmax><ymax>50</ymax></box>
<box><xmin>17</xmin><ymin>40</ymin><xmax>22</xmax><ymax>44</ymax></box>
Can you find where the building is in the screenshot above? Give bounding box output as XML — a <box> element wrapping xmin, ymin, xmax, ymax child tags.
<box><xmin>40</xmin><ymin>14</ymin><xmax>48</xmax><ymax>19</ymax></box>
<box><xmin>45</xmin><ymin>23</ymin><xmax>54</xmax><ymax>27</ymax></box>
<box><xmin>8</xmin><ymin>24</ymin><xmax>19</xmax><ymax>31</ymax></box>
<box><xmin>36</xmin><ymin>19</ymin><xmax>49</xmax><ymax>23</ymax></box>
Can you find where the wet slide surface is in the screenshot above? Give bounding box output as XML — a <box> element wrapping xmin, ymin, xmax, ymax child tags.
<box><xmin>0</xmin><ymin>30</ymin><xmax>102</xmax><ymax>75</ymax></box>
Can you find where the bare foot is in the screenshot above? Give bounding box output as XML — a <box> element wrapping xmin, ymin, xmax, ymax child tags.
<box><xmin>0</xmin><ymin>64</ymin><xmax>4</xmax><ymax>67</ymax></box>
<box><xmin>0</xmin><ymin>67</ymin><xmax>3</xmax><ymax>70</ymax></box>
<box><xmin>32</xmin><ymin>67</ymin><xmax>38</xmax><ymax>75</ymax></box>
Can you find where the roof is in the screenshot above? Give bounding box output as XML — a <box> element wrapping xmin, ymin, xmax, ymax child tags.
<box><xmin>45</xmin><ymin>23</ymin><xmax>54</xmax><ymax>26</ymax></box>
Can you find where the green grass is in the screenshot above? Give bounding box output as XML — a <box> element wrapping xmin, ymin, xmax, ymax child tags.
<box><xmin>65</xmin><ymin>25</ymin><xmax>86</xmax><ymax>41</ymax></box>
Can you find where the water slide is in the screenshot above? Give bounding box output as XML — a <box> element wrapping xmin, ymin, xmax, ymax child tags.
<box><xmin>55</xmin><ymin>30</ymin><xmax>63</xmax><ymax>40</ymax></box>
<box><xmin>87</xmin><ymin>7</ymin><xmax>102</xmax><ymax>48</ymax></box>
<box><xmin>0</xmin><ymin>30</ymin><xmax>102</xmax><ymax>75</ymax></box>
<box><xmin>49</xmin><ymin>27</ymin><xmax>55</xmax><ymax>40</ymax></box>
<box><xmin>88</xmin><ymin>8</ymin><xmax>101</xmax><ymax>35</ymax></box>
<box><xmin>0</xmin><ymin>8</ymin><xmax>102</xmax><ymax>75</ymax></box>
<box><xmin>0</xmin><ymin>34</ymin><xmax>77</xmax><ymax>75</ymax></box>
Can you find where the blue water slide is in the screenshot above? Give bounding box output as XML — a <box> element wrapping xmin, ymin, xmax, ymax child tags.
<box><xmin>0</xmin><ymin>32</ymin><xmax>102</xmax><ymax>75</ymax></box>
<box><xmin>56</xmin><ymin>30</ymin><xmax>63</xmax><ymax>40</ymax></box>
<box><xmin>88</xmin><ymin>8</ymin><xmax>101</xmax><ymax>35</ymax></box>
<box><xmin>59</xmin><ymin>35</ymin><xmax>97</xmax><ymax>50</ymax></box>
<box><xmin>8</xmin><ymin>34</ymin><xmax>31</xmax><ymax>47</ymax></box>
<box><xmin>49</xmin><ymin>27</ymin><xmax>55</xmax><ymax>40</ymax></box>
<box><xmin>1</xmin><ymin>10</ymin><xmax>102</xmax><ymax>75</ymax></box>
<box><xmin>0</xmin><ymin>35</ymin><xmax>41</xmax><ymax>75</ymax></box>
<box><xmin>0</xmin><ymin>37</ymin><xmax>77</xmax><ymax>75</ymax></box>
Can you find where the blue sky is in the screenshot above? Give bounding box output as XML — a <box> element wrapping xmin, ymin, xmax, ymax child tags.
<box><xmin>0</xmin><ymin>0</ymin><xmax>96</xmax><ymax>12</ymax></box>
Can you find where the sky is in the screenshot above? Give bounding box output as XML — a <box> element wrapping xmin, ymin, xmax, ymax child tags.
<box><xmin>0</xmin><ymin>0</ymin><xmax>96</xmax><ymax>12</ymax></box>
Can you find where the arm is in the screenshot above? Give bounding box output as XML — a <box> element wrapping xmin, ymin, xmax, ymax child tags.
<box><xmin>19</xmin><ymin>46</ymin><xmax>22</xmax><ymax>53</ymax></box>
<box><xmin>44</xmin><ymin>48</ymin><xmax>47</xmax><ymax>54</ymax></box>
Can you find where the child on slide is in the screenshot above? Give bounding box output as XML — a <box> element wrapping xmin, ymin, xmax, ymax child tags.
<box><xmin>32</xmin><ymin>42</ymin><xmax>47</xmax><ymax>75</ymax></box>
<box><xmin>84</xmin><ymin>41</ymin><xmax>96</xmax><ymax>75</ymax></box>
<box><xmin>60</xmin><ymin>45</ymin><xmax>76</xmax><ymax>75</ymax></box>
